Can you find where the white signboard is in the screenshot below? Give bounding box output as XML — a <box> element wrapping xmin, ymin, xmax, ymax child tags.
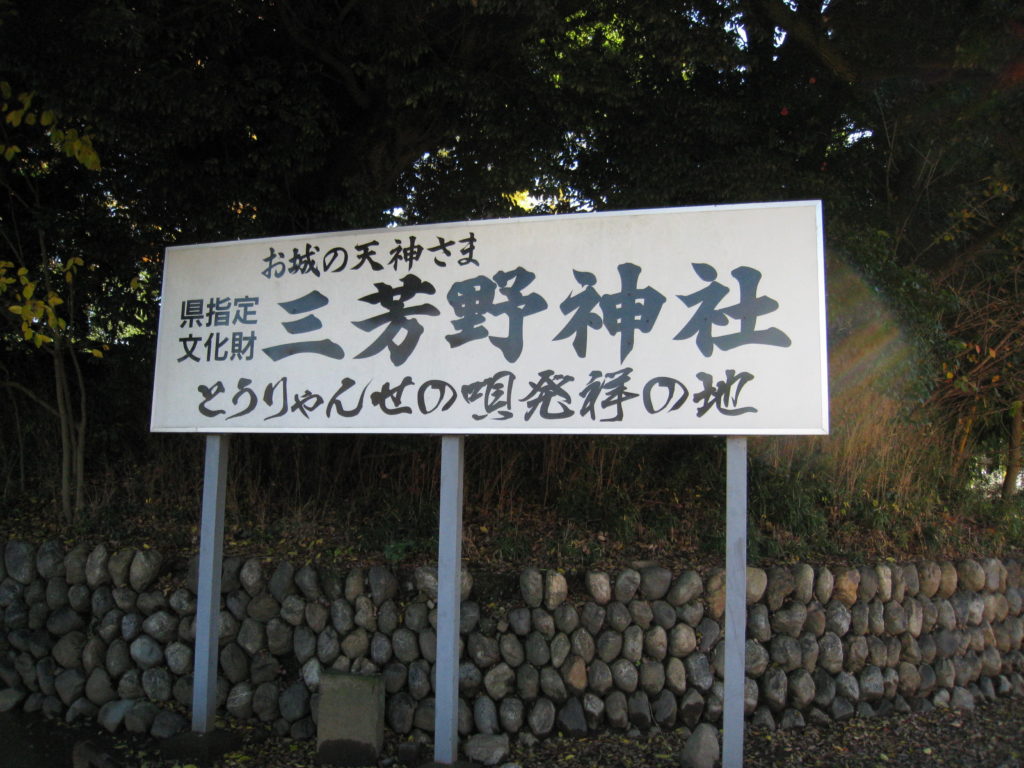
<box><xmin>151</xmin><ymin>202</ymin><xmax>827</xmax><ymax>434</ymax></box>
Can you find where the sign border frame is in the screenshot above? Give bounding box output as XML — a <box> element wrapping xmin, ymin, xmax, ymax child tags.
<box><xmin>151</xmin><ymin>200</ymin><xmax>829</xmax><ymax>437</ymax></box>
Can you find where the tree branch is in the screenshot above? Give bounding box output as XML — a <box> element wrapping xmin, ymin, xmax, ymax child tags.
<box><xmin>276</xmin><ymin>0</ymin><xmax>371</xmax><ymax>110</ymax></box>
<box><xmin>0</xmin><ymin>378</ymin><xmax>60</xmax><ymax>417</ymax></box>
<box><xmin>934</xmin><ymin>199</ymin><xmax>1024</xmax><ymax>286</ymax></box>
<box><xmin>746</xmin><ymin>0</ymin><xmax>859</xmax><ymax>83</ymax></box>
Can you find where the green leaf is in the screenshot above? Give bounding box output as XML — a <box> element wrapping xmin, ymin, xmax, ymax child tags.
<box><xmin>79</xmin><ymin>147</ymin><xmax>101</xmax><ymax>171</ymax></box>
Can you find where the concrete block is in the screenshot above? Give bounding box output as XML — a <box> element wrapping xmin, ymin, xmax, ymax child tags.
<box><xmin>316</xmin><ymin>670</ymin><xmax>384</xmax><ymax>766</ymax></box>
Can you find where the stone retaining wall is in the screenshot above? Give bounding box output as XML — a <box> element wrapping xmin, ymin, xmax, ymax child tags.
<box><xmin>1</xmin><ymin>540</ymin><xmax>1022</xmax><ymax>758</ymax></box>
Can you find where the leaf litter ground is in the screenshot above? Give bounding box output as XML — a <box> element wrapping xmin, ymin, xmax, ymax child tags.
<box><xmin>2</xmin><ymin>692</ymin><xmax>1022</xmax><ymax>767</ymax></box>
<box><xmin>516</xmin><ymin>697</ymin><xmax>1023</xmax><ymax>768</ymax></box>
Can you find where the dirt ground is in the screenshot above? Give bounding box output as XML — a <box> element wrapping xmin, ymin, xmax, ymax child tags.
<box><xmin>2</xmin><ymin>693</ymin><xmax>1022</xmax><ymax>768</ymax></box>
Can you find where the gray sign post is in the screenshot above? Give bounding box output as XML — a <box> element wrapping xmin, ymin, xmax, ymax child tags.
<box><xmin>434</xmin><ymin>435</ymin><xmax>466</xmax><ymax>763</ymax></box>
<box><xmin>192</xmin><ymin>434</ymin><xmax>229</xmax><ymax>732</ymax></box>
<box><xmin>723</xmin><ymin>436</ymin><xmax>748</xmax><ymax>766</ymax></box>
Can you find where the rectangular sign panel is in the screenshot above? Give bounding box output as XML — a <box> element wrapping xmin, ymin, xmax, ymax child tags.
<box><xmin>151</xmin><ymin>201</ymin><xmax>827</xmax><ymax>434</ymax></box>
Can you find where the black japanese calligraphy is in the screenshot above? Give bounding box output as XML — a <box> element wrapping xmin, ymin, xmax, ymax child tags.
<box><xmin>262</xmin><ymin>291</ymin><xmax>345</xmax><ymax>361</ymax></box>
<box><xmin>417</xmin><ymin>380</ymin><xmax>458</xmax><ymax>414</ymax></box>
<box><xmin>462</xmin><ymin>371</ymin><xmax>515</xmax><ymax>421</ymax></box>
<box><xmin>178</xmin><ymin>297</ymin><xmax>261</xmax><ymax>363</ymax></box>
<box><xmin>388</xmin><ymin>236</ymin><xmax>423</xmax><ymax>271</ymax></box>
<box><xmin>352</xmin><ymin>241</ymin><xmax>384</xmax><ymax>271</ymax></box>
<box><xmin>675</xmin><ymin>264</ymin><xmax>791</xmax><ymax>357</ymax></box>
<box><xmin>370</xmin><ymin>376</ymin><xmax>415</xmax><ymax>415</ymax></box>
<box><xmin>260</xmin><ymin>232</ymin><xmax>479</xmax><ymax>279</ymax></box>
<box><xmin>289</xmin><ymin>244</ymin><xmax>321</xmax><ymax>276</ymax></box>
<box><xmin>694</xmin><ymin>369</ymin><xmax>757</xmax><ymax>416</ymax></box>
<box><xmin>248</xmin><ymin>255</ymin><xmax>796</xmax><ymax>366</ymax></box>
<box><xmin>554</xmin><ymin>270</ymin><xmax>602</xmax><ymax>358</ymax></box>
<box><xmin>353</xmin><ymin>275</ymin><xmax>440</xmax><ymax>366</ymax></box>
<box><xmin>598</xmin><ymin>263</ymin><xmax>665</xmax><ymax>362</ymax></box>
<box><xmin>291</xmin><ymin>389</ymin><xmax>325</xmax><ymax>418</ymax></box>
<box><xmin>194</xmin><ymin>367</ymin><xmax>758</xmax><ymax>423</ymax></box>
<box><xmin>263</xmin><ymin>377</ymin><xmax>289</xmax><ymax>420</ymax></box>
<box><xmin>579</xmin><ymin>368</ymin><xmax>638</xmax><ymax>422</ymax></box>
<box><xmin>197</xmin><ymin>381</ymin><xmax>226</xmax><ymax>417</ymax></box>
<box><xmin>322</xmin><ymin>246</ymin><xmax>349</xmax><ymax>273</ymax></box>
<box><xmin>233</xmin><ymin>297</ymin><xmax>259</xmax><ymax>325</ymax></box>
<box><xmin>521</xmin><ymin>370</ymin><xmax>575</xmax><ymax>420</ymax></box>
<box><xmin>228</xmin><ymin>378</ymin><xmax>258</xmax><ymax>419</ymax></box>
<box><xmin>446</xmin><ymin>268</ymin><xmax>547</xmax><ymax>363</ymax></box>
<box><xmin>555</xmin><ymin>264</ymin><xmax>665</xmax><ymax>362</ymax></box>
<box><xmin>261</xmin><ymin>248</ymin><xmax>286</xmax><ymax>279</ymax></box>
<box><xmin>327</xmin><ymin>378</ymin><xmax>368</xmax><ymax>418</ymax></box>
<box><xmin>642</xmin><ymin>377</ymin><xmax>690</xmax><ymax>414</ymax></box>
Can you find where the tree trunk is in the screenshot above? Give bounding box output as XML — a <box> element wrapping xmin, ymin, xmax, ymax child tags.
<box><xmin>1002</xmin><ymin>400</ymin><xmax>1022</xmax><ymax>502</ymax></box>
<box><xmin>7</xmin><ymin>388</ymin><xmax>27</xmax><ymax>495</ymax></box>
<box><xmin>69</xmin><ymin>341</ymin><xmax>87</xmax><ymax>515</ymax></box>
<box><xmin>52</xmin><ymin>339</ymin><xmax>74</xmax><ymax>523</ymax></box>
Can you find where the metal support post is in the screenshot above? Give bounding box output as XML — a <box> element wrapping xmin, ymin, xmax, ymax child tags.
<box><xmin>192</xmin><ymin>434</ymin><xmax>230</xmax><ymax>733</ymax></box>
<box><xmin>434</xmin><ymin>435</ymin><xmax>465</xmax><ymax>764</ymax></box>
<box><xmin>723</xmin><ymin>436</ymin><xmax>748</xmax><ymax>767</ymax></box>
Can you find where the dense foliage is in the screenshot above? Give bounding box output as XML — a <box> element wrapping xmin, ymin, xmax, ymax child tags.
<box><xmin>0</xmin><ymin>0</ymin><xmax>1022</xmax><ymax>563</ymax></box>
